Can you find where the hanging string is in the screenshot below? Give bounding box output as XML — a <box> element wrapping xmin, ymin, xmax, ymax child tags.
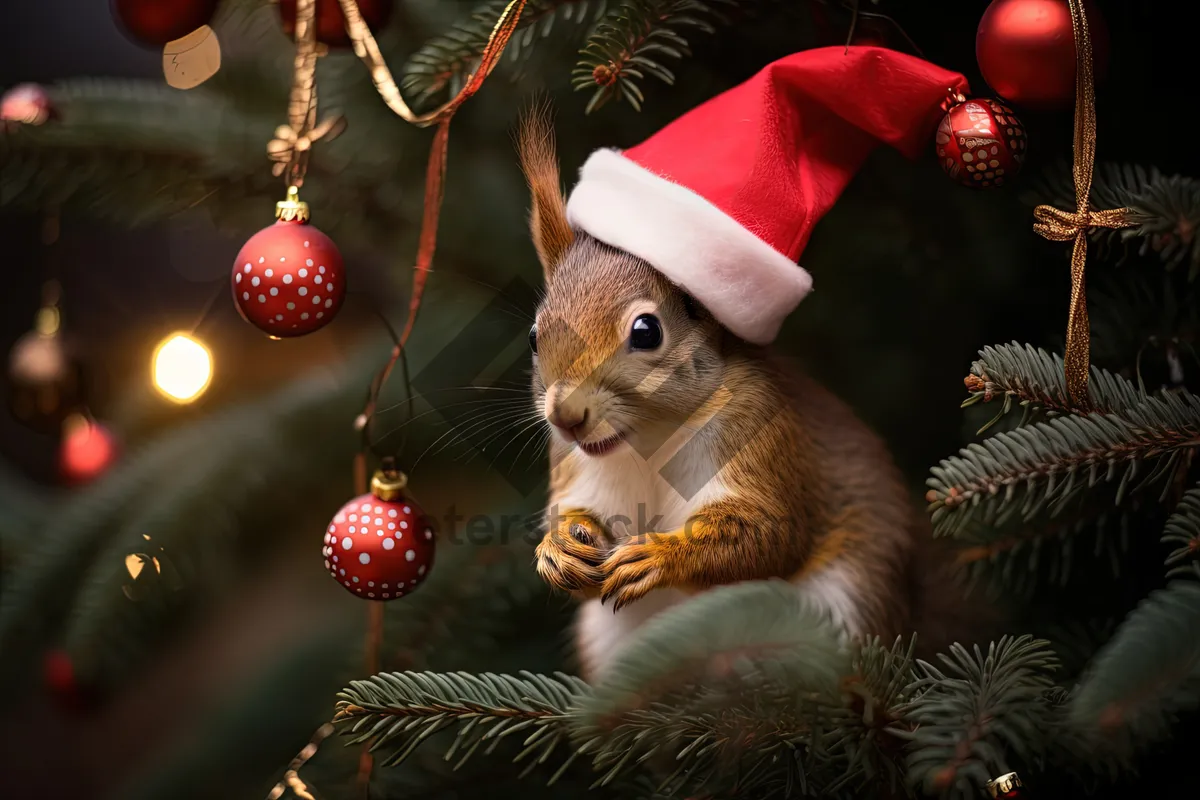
<box><xmin>338</xmin><ymin>0</ymin><xmax>529</xmax><ymax>445</ymax></box>
<box><xmin>1031</xmin><ymin>0</ymin><xmax>1135</xmax><ymax>408</ymax></box>
<box><xmin>268</xmin><ymin>0</ymin><xmax>346</xmax><ymax>186</ymax></box>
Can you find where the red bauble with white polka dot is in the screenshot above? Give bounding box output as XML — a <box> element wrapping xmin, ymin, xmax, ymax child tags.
<box><xmin>935</xmin><ymin>94</ymin><xmax>1027</xmax><ymax>188</ymax></box>
<box><xmin>322</xmin><ymin>468</ymin><xmax>435</xmax><ymax>600</ymax></box>
<box><xmin>232</xmin><ymin>187</ymin><xmax>345</xmax><ymax>337</ymax></box>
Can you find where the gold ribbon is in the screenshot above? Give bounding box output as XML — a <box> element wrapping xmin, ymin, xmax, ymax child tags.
<box><xmin>331</xmin><ymin>0</ymin><xmax>529</xmax><ymax>429</ymax></box>
<box><xmin>1031</xmin><ymin>0</ymin><xmax>1134</xmax><ymax>408</ymax></box>
<box><xmin>275</xmin><ymin>0</ymin><xmax>347</xmax><ymax>186</ymax></box>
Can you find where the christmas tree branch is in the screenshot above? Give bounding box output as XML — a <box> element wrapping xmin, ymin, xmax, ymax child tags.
<box><xmin>1163</xmin><ymin>483</ymin><xmax>1200</xmax><ymax>580</ymax></box>
<box><xmin>334</xmin><ymin>671</ymin><xmax>586</xmax><ymax>774</ymax></box>
<box><xmin>902</xmin><ymin>636</ymin><xmax>1061</xmax><ymax>799</ymax></box>
<box><xmin>0</xmin><ymin>346</ymin><xmax>379</xmax><ymax>691</ymax></box>
<box><xmin>401</xmin><ymin>1</ymin><xmax>606</xmax><ymax>105</ymax></box>
<box><xmin>927</xmin><ymin>391</ymin><xmax>1200</xmax><ymax>537</ymax></box>
<box><xmin>1069</xmin><ymin>581</ymin><xmax>1200</xmax><ymax>761</ymax></box>
<box><xmin>572</xmin><ymin>0</ymin><xmax>732</xmax><ymax>113</ymax></box>
<box><xmin>962</xmin><ymin>343</ymin><xmax>1145</xmax><ymax>433</ymax></box>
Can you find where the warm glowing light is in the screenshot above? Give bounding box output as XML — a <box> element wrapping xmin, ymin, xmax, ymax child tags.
<box><xmin>152</xmin><ymin>333</ymin><xmax>212</xmax><ymax>403</ymax></box>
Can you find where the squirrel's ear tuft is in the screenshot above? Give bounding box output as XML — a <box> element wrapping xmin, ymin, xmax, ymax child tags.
<box><xmin>517</xmin><ymin>103</ymin><xmax>573</xmax><ymax>280</ymax></box>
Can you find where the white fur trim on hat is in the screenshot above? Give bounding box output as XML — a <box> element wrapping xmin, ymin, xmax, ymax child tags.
<box><xmin>565</xmin><ymin>149</ymin><xmax>812</xmax><ymax>345</ymax></box>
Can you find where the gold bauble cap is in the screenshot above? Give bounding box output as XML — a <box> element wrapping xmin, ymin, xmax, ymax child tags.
<box><xmin>275</xmin><ymin>185</ymin><xmax>310</xmax><ymax>223</ymax></box>
<box><xmin>371</xmin><ymin>468</ymin><xmax>408</xmax><ymax>502</ymax></box>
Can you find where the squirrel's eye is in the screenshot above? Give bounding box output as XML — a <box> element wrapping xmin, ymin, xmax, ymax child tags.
<box><xmin>630</xmin><ymin>314</ymin><xmax>663</xmax><ymax>351</ymax></box>
<box><xmin>528</xmin><ymin>325</ymin><xmax>538</xmax><ymax>354</ymax></box>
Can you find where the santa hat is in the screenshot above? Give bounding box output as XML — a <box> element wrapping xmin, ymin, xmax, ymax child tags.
<box><xmin>565</xmin><ymin>46</ymin><xmax>969</xmax><ymax>345</ymax></box>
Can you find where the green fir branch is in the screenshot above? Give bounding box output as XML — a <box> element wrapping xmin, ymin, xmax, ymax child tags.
<box><xmin>570</xmin><ymin>581</ymin><xmax>848</xmax><ymax>795</ymax></box>
<box><xmin>1030</xmin><ymin>163</ymin><xmax>1200</xmax><ymax>278</ymax></box>
<box><xmin>927</xmin><ymin>391</ymin><xmax>1200</xmax><ymax>538</ymax></box>
<box><xmin>962</xmin><ymin>343</ymin><xmax>1145</xmax><ymax>433</ymax></box>
<box><xmin>902</xmin><ymin>636</ymin><xmax>1060</xmax><ymax>799</ymax></box>
<box><xmin>334</xmin><ymin>670</ymin><xmax>587</xmax><ymax>776</ymax></box>
<box><xmin>0</xmin><ymin>347</ymin><xmax>377</xmax><ymax>690</ymax></box>
<box><xmin>401</xmin><ymin>1</ymin><xmax>608</xmax><ymax>105</ymax></box>
<box><xmin>1069</xmin><ymin>581</ymin><xmax>1200</xmax><ymax>760</ymax></box>
<box><xmin>573</xmin><ymin>0</ymin><xmax>731</xmax><ymax>113</ymax></box>
<box><xmin>1163</xmin><ymin>483</ymin><xmax>1200</xmax><ymax>580</ymax></box>
<box><xmin>816</xmin><ymin>636</ymin><xmax>918</xmax><ymax>796</ymax></box>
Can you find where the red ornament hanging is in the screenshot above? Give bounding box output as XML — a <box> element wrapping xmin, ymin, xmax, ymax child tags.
<box><xmin>323</xmin><ymin>467</ymin><xmax>435</xmax><ymax>600</ymax></box>
<box><xmin>232</xmin><ymin>187</ymin><xmax>345</xmax><ymax>338</ymax></box>
<box><xmin>976</xmin><ymin>0</ymin><xmax>1109</xmax><ymax>110</ymax></box>
<box><xmin>935</xmin><ymin>94</ymin><xmax>1027</xmax><ymax>188</ymax></box>
<box><xmin>111</xmin><ymin>0</ymin><xmax>220</xmax><ymax>48</ymax></box>
<box><xmin>277</xmin><ymin>0</ymin><xmax>394</xmax><ymax>49</ymax></box>
<box><xmin>59</xmin><ymin>414</ymin><xmax>119</xmax><ymax>485</ymax></box>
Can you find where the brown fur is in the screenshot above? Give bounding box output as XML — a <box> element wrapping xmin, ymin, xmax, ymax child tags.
<box><xmin>517</xmin><ymin>112</ymin><xmax>986</xmax><ymax>667</ymax></box>
<box><xmin>517</xmin><ymin>103</ymin><xmax>574</xmax><ymax>276</ymax></box>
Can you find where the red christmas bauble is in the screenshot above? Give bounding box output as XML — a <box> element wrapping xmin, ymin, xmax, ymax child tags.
<box><xmin>976</xmin><ymin>0</ymin><xmax>1109</xmax><ymax>110</ymax></box>
<box><xmin>935</xmin><ymin>97</ymin><xmax>1027</xmax><ymax>188</ymax></box>
<box><xmin>111</xmin><ymin>0</ymin><xmax>220</xmax><ymax>48</ymax></box>
<box><xmin>278</xmin><ymin>0</ymin><xmax>394</xmax><ymax>49</ymax></box>
<box><xmin>60</xmin><ymin>415</ymin><xmax>119</xmax><ymax>485</ymax></box>
<box><xmin>323</xmin><ymin>471</ymin><xmax>435</xmax><ymax>600</ymax></box>
<box><xmin>232</xmin><ymin>205</ymin><xmax>345</xmax><ymax>338</ymax></box>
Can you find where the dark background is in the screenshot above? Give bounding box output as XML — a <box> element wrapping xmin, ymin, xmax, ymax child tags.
<box><xmin>1</xmin><ymin>1</ymin><xmax>1197</xmax><ymax>798</ymax></box>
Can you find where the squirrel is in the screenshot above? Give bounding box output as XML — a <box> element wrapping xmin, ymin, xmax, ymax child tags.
<box><xmin>517</xmin><ymin>111</ymin><xmax>983</xmax><ymax>681</ymax></box>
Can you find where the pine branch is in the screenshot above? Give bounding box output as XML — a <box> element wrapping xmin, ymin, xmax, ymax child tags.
<box><xmin>333</xmin><ymin>671</ymin><xmax>587</xmax><ymax>775</ymax></box>
<box><xmin>926</xmin><ymin>390</ymin><xmax>1200</xmax><ymax>538</ymax></box>
<box><xmin>401</xmin><ymin>1</ymin><xmax>607</xmax><ymax>106</ymax></box>
<box><xmin>962</xmin><ymin>343</ymin><xmax>1145</xmax><ymax>433</ymax></box>
<box><xmin>952</xmin><ymin>502</ymin><xmax>1146</xmax><ymax>598</ymax></box>
<box><xmin>0</xmin><ymin>346</ymin><xmax>379</xmax><ymax>690</ymax></box>
<box><xmin>570</xmin><ymin>580</ymin><xmax>849</xmax><ymax>795</ymax></box>
<box><xmin>1163</xmin><ymin>483</ymin><xmax>1200</xmax><ymax>580</ymax></box>
<box><xmin>816</xmin><ymin>636</ymin><xmax>918</xmax><ymax>796</ymax></box>
<box><xmin>1069</xmin><ymin>581</ymin><xmax>1200</xmax><ymax>760</ymax></box>
<box><xmin>573</xmin><ymin>0</ymin><xmax>732</xmax><ymax>113</ymax></box>
<box><xmin>902</xmin><ymin>636</ymin><xmax>1061</xmax><ymax>799</ymax></box>
<box><xmin>1029</xmin><ymin>163</ymin><xmax>1200</xmax><ymax>278</ymax></box>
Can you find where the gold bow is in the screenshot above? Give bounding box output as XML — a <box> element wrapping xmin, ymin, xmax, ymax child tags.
<box><xmin>267</xmin><ymin>111</ymin><xmax>346</xmax><ymax>178</ymax></box>
<box><xmin>1031</xmin><ymin>0</ymin><xmax>1135</xmax><ymax>408</ymax></box>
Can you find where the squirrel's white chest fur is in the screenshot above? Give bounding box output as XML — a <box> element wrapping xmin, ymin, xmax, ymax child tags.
<box><xmin>552</xmin><ymin>416</ymin><xmax>730</xmax><ymax>679</ymax></box>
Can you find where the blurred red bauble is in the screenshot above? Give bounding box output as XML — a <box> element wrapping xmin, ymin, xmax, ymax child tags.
<box><xmin>111</xmin><ymin>0</ymin><xmax>220</xmax><ymax>47</ymax></box>
<box><xmin>936</xmin><ymin>96</ymin><xmax>1027</xmax><ymax>188</ymax></box>
<box><xmin>43</xmin><ymin>649</ymin><xmax>98</xmax><ymax>711</ymax></box>
<box><xmin>323</xmin><ymin>469</ymin><xmax>435</xmax><ymax>600</ymax></box>
<box><xmin>278</xmin><ymin>0</ymin><xmax>394</xmax><ymax>49</ymax></box>
<box><xmin>232</xmin><ymin>188</ymin><xmax>345</xmax><ymax>338</ymax></box>
<box><xmin>60</xmin><ymin>415</ymin><xmax>119</xmax><ymax>485</ymax></box>
<box><xmin>976</xmin><ymin>0</ymin><xmax>1109</xmax><ymax>110</ymax></box>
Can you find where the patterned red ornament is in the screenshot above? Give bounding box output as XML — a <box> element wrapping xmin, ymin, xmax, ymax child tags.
<box><xmin>111</xmin><ymin>0</ymin><xmax>220</xmax><ymax>47</ymax></box>
<box><xmin>277</xmin><ymin>0</ymin><xmax>394</xmax><ymax>49</ymax></box>
<box><xmin>976</xmin><ymin>0</ymin><xmax>1109</xmax><ymax>110</ymax></box>
<box><xmin>232</xmin><ymin>187</ymin><xmax>345</xmax><ymax>337</ymax></box>
<box><xmin>935</xmin><ymin>96</ymin><xmax>1027</xmax><ymax>188</ymax></box>
<box><xmin>59</xmin><ymin>415</ymin><xmax>119</xmax><ymax>485</ymax></box>
<box><xmin>322</xmin><ymin>469</ymin><xmax>435</xmax><ymax>600</ymax></box>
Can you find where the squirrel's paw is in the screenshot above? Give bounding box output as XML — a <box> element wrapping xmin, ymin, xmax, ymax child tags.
<box><xmin>600</xmin><ymin>535</ymin><xmax>672</xmax><ymax>611</ymax></box>
<box><xmin>535</xmin><ymin>511</ymin><xmax>607</xmax><ymax>594</ymax></box>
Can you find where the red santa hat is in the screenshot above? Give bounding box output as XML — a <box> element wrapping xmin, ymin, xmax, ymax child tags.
<box><xmin>565</xmin><ymin>46</ymin><xmax>969</xmax><ymax>345</ymax></box>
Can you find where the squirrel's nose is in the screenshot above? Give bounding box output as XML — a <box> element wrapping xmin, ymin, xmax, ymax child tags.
<box><xmin>549</xmin><ymin>405</ymin><xmax>589</xmax><ymax>437</ymax></box>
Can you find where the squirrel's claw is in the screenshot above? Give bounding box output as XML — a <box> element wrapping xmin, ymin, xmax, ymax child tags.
<box><xmin>600</xmin><ymin>537</ymin><xmax>666</xmax><ymax>611</ymax></box>
<box><xmin>535</xmin><ymin>513</ymin><xmax>607</xmax><ymax>594</ymax></box>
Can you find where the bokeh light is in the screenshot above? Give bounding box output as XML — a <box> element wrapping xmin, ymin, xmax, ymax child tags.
<box><xmin>152</xmin><ymin>333</ymin><xmax>212</xmax><ymax>403</ymax></box>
